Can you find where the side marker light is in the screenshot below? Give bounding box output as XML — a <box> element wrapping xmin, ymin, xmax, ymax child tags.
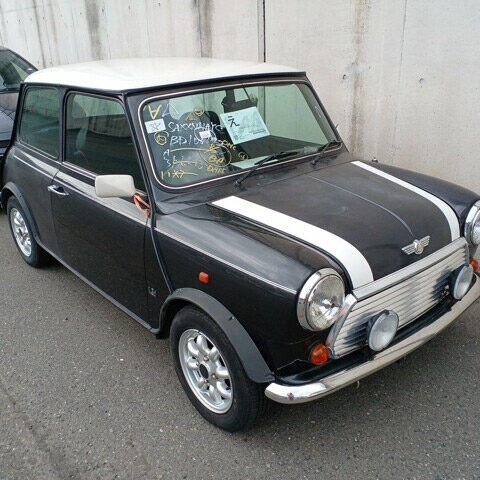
<box><xmin>199</xmin><ymin>272</ymin><xmax>210</xmax><ymax>284</ymax></box>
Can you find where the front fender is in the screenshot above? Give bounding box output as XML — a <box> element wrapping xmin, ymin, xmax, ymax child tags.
<box><xmin>159</xmin><ymin>288</ymin><xmax>274</xmax><ymax>383</ymax></box>
<box><xmin>373</xmin><ymin>163</ymin><xmax>479</xmax><ymax>224</ymax></box>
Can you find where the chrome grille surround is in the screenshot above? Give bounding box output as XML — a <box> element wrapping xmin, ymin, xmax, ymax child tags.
<box><xmin>328</xmin><ymin>238</ymin><xmax>469</xmax><ymax>359</ymax></box>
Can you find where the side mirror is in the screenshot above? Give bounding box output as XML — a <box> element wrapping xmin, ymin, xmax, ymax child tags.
<box><xmin>95</xmin><ymin>175</ymin><xmax>136</xmax><ymax>198</ymax></box>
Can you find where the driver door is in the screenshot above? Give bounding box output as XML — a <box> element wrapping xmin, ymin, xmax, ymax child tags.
<box><xmin>50</xmin><ymin>92</ymin><xmax>149</xmax><ymax>320</ymax></box>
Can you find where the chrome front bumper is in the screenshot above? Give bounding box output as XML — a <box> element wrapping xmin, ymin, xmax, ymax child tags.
<box><xmin>265</xmin><ymin>275</ymin><xmax>480</xmax><ymax>404</ymax></box>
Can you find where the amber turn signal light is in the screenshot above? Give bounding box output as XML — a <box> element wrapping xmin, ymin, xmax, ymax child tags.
<box><xmin>310</xmin><ymin>344</ymin><xmax>329</xmax><ymax>365</ymax></box>
<box><xmin>199</xmin><ymin>272</ymin><xmax>210</xmax><ymax>284</ymax></box>
<box><xmin>470</xmin><ymin>258</ymin><xmax>479</xmax><ymax>273</ymax></box>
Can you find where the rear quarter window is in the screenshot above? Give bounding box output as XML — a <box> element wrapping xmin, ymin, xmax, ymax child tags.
<box><xmin>19</xmin><ymin>87</ymin><xmax>60</xmax><ymax>157</ymax></box>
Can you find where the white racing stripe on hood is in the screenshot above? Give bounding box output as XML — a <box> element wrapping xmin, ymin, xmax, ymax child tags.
<box><xmin>212</xmin><ymin>196</ymin><xmax>374</xmax><ymax>288</ymax></box>
<box><xmin>353</xmin><ymin>161</ymin><xmax>460</xmax><ymax>241</ymax></box>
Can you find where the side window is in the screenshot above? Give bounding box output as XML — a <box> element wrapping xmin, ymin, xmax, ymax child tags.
<box><xmin>65</xmin><ymin>94</ymin><xmax>145</xmax><ymax>191</ymax></box>
<box><xmin>19</xmin><ymin>87</ymin><xmax>60</xmax><ymax>157</ymax></box>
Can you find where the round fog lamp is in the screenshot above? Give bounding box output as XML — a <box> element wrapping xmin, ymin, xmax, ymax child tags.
<box><xmin>451</xmin><ymin>265</ymin><xmax>474</xmax><ymax>300</ymax></box>
<box><xmin>368</xmin><ymin>310</ymin><xmax>399</xmax><ymax>352</ymax></box>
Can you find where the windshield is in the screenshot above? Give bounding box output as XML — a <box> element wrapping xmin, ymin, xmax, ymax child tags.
<box><xmin>0</xmin><ymin>50</ymin><xmax>35</xmax><ymax>93</ymax></box>
<box><xmin>141</xmin><ymin>82</ymin><xmax>338</xmax><ymax>187</ymax></box>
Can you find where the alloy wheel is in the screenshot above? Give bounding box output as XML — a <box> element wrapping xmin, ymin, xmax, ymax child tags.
<box><xmin>178</xmin><ymin>329</ymin><xmax>233</xmax><ymax>414</ymax></box>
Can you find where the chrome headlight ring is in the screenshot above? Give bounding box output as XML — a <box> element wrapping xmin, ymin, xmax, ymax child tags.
<box><xmin>297</xmin><ymin>268</ymin><xmax>346</xmax><ymax>331</ymax></box>
<box><xmin>464</xmin><ymin>200</ymin><xmax>480</xmax><ymax>247</ymax></box>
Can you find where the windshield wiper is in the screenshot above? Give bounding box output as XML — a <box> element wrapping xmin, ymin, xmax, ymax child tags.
<box><xmin>310</xmin><ymin>140</ymin><xmax>343</xmax><ymax>165</ymax></box>
<box><xmin>234</xmin><ymin>150</ymin><xmax>300</xmax><ymax>187</ymax></box>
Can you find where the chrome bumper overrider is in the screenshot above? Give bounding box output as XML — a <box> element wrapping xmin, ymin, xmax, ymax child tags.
<box><xmin>265</xmin><ymin>275</ymin><xmax>480</xmax><ymax>404</ymax></box>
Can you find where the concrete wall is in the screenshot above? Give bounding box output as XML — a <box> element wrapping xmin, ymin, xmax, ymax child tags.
<box><xmin>0</xmin><ymin>0</ymin><xmax>261</xmax><ymax>64</ymax></box>
<box><xmin>1</xmin><ymin>0</ymin><xmax>478</xmax><ymax>192</ymax></box>
<box><xmin>266</xmin><ymin>0</ymin><xmax>480</xmax><ymax>192</ymax></box>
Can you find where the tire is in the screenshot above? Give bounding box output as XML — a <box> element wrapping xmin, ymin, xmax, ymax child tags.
<box><xmin>7</xmin><ymin>197</ymin><xmax>50</xmax><ymax>268</ymax></box>
<box><xmin>171</xmin><ymin>306</ymin><xmax>267</xmax><ymax>431</ymax></box>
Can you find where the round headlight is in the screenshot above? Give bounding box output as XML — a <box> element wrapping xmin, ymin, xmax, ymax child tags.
<box><xmin>451</xmin><ymin>264</ymin><xmax>474</xmax><ymax>300</ymax></box>
<box><xmin>368</xmin><ymin>310</ymin><xmax>399</xmax><ymax>352</ymax></box>
<box><xmin>297</xmin><ymin>269</ymin><xmax>345</xmax><ymax>331</ymax></box>
<box><xmin>465</xmin><ymin>201</ymin><xmax>480</xmax><ymax>246</ymax></box>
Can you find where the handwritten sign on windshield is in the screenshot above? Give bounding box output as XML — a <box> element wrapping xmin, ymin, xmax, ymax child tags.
<box><xmin>220</xmin><ymin>107</ymin><xmax>269</xmax><ymax>145</ymax></box>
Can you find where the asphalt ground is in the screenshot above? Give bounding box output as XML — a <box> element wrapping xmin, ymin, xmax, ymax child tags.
<box><xmin>0</xmin><ymin>213</ymin><xmax>479</xmax><ymax>480</ymax></box>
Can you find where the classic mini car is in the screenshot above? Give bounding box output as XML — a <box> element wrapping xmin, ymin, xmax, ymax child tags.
<box><xmin>0</xmin><ymin>47</ymin><xmax>36</xmax><ymax>160</ymax></box>
<box><xmin>1</xmin><ymin>58</ymin><xmax>480</xmax><ymax>431</ymax></box>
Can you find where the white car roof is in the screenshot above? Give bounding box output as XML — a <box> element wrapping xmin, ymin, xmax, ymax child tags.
<box><xmin>24</xmin><ymin>57</ymin><xmax>301</xmax><ymax>92</ymax></box>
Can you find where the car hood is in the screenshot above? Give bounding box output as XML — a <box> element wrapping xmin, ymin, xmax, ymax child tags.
<box><xmin>211</xmin><ymin>160</ymin><xmax>460</xmax><ymax>289</ymax></box>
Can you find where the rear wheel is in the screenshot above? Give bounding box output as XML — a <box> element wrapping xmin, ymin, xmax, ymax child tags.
<box><xmin>171</xmin><ymin>306</ymin><xmax>267</xmax><ymax>431</ymax></box>
<box><xmin>7</xmin><ymin>197</ymin><xmax>50</xmax><ymax>267</ymax></box>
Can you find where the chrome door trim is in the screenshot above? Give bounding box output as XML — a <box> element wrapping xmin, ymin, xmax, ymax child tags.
<box><xmin>63</xmin><ymin>161</ymin><xmax>97</xmax><ymax>180</ymax></box>
<box><xmin>13</xmin><ymin>154</ymin><xmax>55</xmax><ymax>179</ymax></box>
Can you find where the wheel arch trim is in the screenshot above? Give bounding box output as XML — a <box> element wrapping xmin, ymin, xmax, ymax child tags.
<box><xmin>159</xmin><ymin>288</ymin><xmax>274</xmax><ymax>383</ymax></box>
<box><xmin>1</xmin><ymin>182</ymin><xmax>41</xmax><ymax>241</ymax></box>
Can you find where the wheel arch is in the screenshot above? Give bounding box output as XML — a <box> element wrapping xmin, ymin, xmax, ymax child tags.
<box><xmin>1</xmin><ymin>182</ymin><xmax>40</xmax><ymax>241</ymax></box>
<box><xmin>0</xmin><ymin>184</ymin><xmax>15</xmax><ymax>210</ymax></box>
<box><xmin>159</xmin><ymin>288</ymin><xmax>274</xmax><ymax>384</ymax></box>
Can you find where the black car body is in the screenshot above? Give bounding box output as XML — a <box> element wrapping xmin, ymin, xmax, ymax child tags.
<box><xmin>0</xmin><ymin>47</ymin><xmax>36</xmax><ymax>159</ymax></box>
<box><xmin>2</xmin><ymin>57</ymin><xmax>479</xmax><ymax>431</ymax></box>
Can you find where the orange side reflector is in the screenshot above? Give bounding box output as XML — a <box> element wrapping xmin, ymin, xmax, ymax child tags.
<box><xmin>470</xmin><ymin>258</ymin><xmax>479</xmax><ymax>273</ymax></box>
<box><xmin>310</xmin><ymin>344</ymin><xmax>329</xmax><ymax>365</ymax></box>
<box><xmin>199</xmin><ymin>272</ymin><xmax>210</xmax><ymax>284</ymax></box>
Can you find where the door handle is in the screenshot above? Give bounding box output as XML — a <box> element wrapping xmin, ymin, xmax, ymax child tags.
<box><xmin>48</xmin><ymin>185</ymin><xmax>69</xmax><ymax>197</ymax></box>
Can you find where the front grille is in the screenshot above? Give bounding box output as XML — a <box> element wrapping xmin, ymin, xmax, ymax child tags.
<box><xmin>331</xmin><ymin>240</ymin><xmax>469</xmax><ymax>358</ymax></box>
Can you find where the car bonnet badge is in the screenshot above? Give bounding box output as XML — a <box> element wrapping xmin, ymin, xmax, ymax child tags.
<box><xmin>402</xmin><ymin>236</ymin><xmax>431</xmax><ymax>255</ymax></box>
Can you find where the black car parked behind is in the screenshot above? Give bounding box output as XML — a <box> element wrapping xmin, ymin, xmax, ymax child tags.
<box><xmin>0</xmin><ymin>47</ymin><xmax>36</xmax><ymax>160</ymax></box>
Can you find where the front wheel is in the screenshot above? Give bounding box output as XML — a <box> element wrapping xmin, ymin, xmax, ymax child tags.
<box><xmin>170</xmin><ymin>306</ymin><xmax>267</xmax><ymax>431</ymax></box>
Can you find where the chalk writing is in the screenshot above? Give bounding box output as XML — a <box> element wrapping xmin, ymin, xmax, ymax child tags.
<box><xmin>160</xmin><ymin>169</ymin><xmax>199</xmax><ymax>180</ymax></box>
<box><xmin>154</xmin><ymin>131</ymin><xmax>169</xmax><ymax>146</ymax></box>
<box><xmin>144</xmin><ymin>100</ymin><xmax>251</xmax><ymax>184</ymax></box>
<box><xmin>148</xmin><ymin>104</ymin><xmax>162</xmax><ymax>120</ymax></box>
